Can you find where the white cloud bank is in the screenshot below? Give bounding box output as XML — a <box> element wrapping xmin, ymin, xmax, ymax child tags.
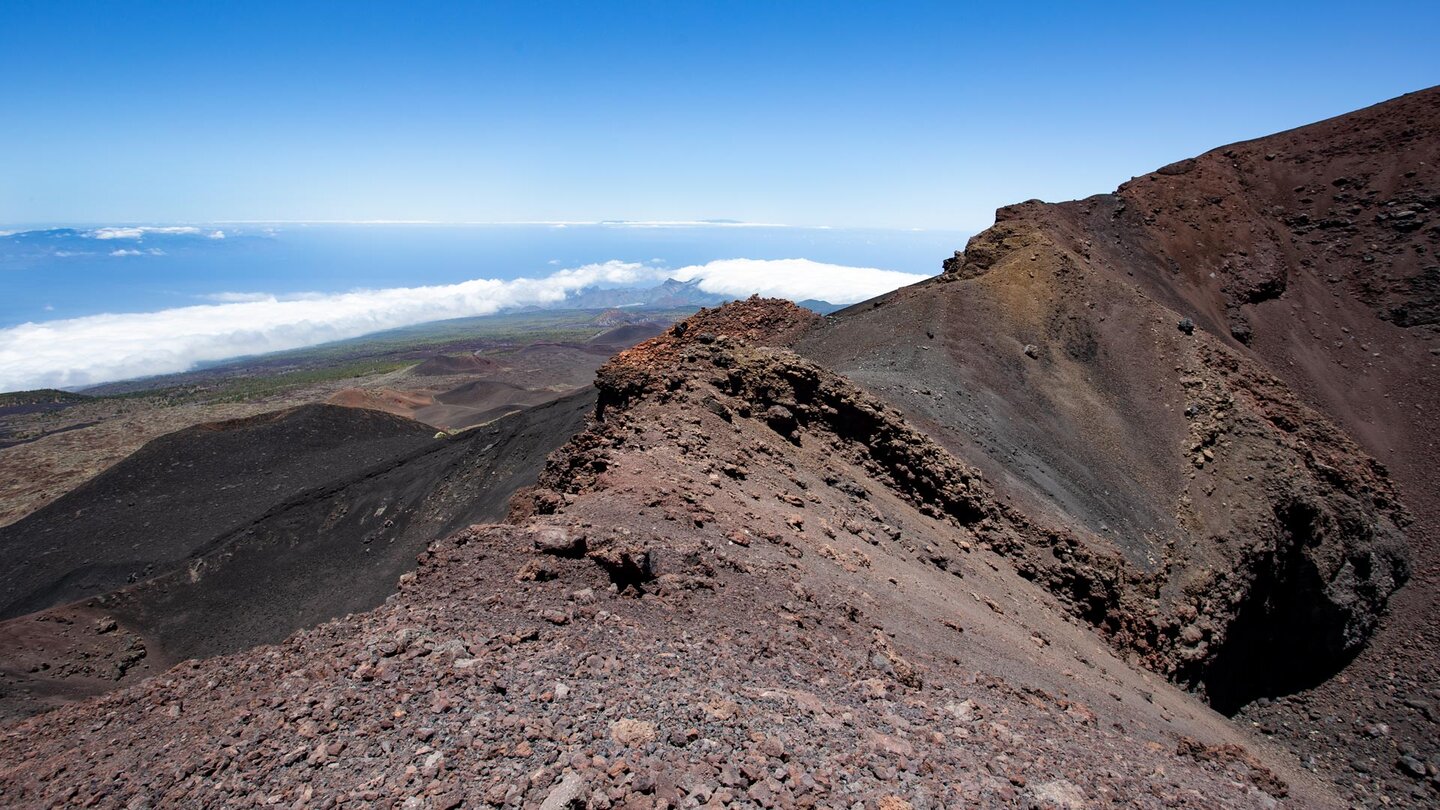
<box><xmin>89</xmin><ymin>226</ymin><xmax>202</xmax><ymax>240</ymax></box>
<box><xmin>673</xmin><ymin>258</ymin><xmax>926</xmax><ymax>303</ymax></box>
<box><xmin>0</xmin><ymin>258</ymin><xmax>929</xmax><ymax>391</ymax></box>
<box><xmin>200</xmin><ymin>291</ymin><xmax>287</xmax><ymax>303</ymax></box>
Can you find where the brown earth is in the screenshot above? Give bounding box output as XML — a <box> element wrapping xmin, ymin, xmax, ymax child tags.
<box><xmin>0</xmin><ymin>396</ymin><xmax>320</xmax><ymax>529</ymax></box>
<box><xmin>587</xmin><ymin>323</ymin><xmax>670</xmax><ymax>348</ymax></box>
<box><xmin>416</xmin><ymin>380</ymin><xmax>579</xmax><ymax>431</ymax></box>
<box><xmin>324</xmin><ymin>381</ymin><xmax>577</xmax><ymax>432</ymax></box>
<box><xmin>411</xmin><ymin>355</ymin><xmax>504</xmax><ymax>376</ymax></box>
<box><xmin>0</xmin><ymin>361</ymin><xmax>444</xmax><ymax>532</ymax></box>
<box><xmin>0</xmin><ymin>315</ymin><xmax>673</xmax><ymax>725</ymax></box>
<box><xmin>0</xmin><ymin>300</ymin><xmax>1338</xmax><ymax>808</ymax></box>
<box><xmin>0</xmin><ymin>404</ymin><xmax>438</xmax><ymax>622</ymax></box>
<box><xmin>328</xmin><ymin>326</ymin><xmax>669</xmax><ymax>432</ymax></box>
<box><xmin>0</xmin><ymin>320</ymin><xmax>669</xmax><ymax>720</ymax></box>
<box><xmin>326</xmin><ymin>388</ymin><xmax>438</xmax><ymax>420</ymax></box>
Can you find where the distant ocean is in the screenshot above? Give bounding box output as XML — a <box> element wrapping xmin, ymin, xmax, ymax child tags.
<box><xmin>0</xmin><ymin>223</ymin><xmax>968</xmax><ymax>328</ymax></box>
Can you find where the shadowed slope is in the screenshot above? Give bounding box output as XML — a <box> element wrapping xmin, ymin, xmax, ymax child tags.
<box><xmin>0</xmin><ymin>391</ymin><xmax>595</xmax><ymax>720</ymax></box>
<box><xmin>0</xmin><ymin>404</ymin><xmax>438</xmax><ymax>620</ymax></box>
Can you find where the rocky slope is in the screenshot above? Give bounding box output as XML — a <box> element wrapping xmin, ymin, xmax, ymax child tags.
<box><xmin>0</xmin><ymin>300</ymin><xmax>1340</xmax><ymax>808</ymax></box>
<box><xmin>799</xmin><ymin>202</ymin><xmax>1411</xmax><ymax>714</ymax></box>
<box><xmin>0</xmin><ymin>404</ymin><xmax>439</xmax><ymax>622</ymax></box>
<box><xmin>797</xmin><ymin>86</ymin><xmax>1439</xmax><ymax>805</ymax></box>
<box><xmin>0</xmin><ymin>393</ymin><xmax>593</xmax><ymax>722</ymax></box>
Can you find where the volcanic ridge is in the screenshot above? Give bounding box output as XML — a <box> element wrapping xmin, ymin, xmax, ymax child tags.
<box><xmin>1</xmin><ymin>87</ymin><xmax>1438</xmax><ymax>809</ymax></box>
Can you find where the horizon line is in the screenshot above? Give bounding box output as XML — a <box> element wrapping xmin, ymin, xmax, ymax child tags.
<box><xmin>0</xmin><ymin>219</ymin><xmax>968</xmax><ymax>234</ymax></box>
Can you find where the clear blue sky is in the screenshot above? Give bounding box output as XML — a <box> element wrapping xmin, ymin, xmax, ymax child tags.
<box><xmin>2</xmin><ymin>1</ymin><xmax>1436</xmax><ymax>230</ymax></box>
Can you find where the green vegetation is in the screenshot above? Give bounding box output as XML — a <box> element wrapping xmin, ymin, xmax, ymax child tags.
<box><xmin>0</xmin><ymin>389</ymin><xmax>92</xmax><ymax>407</ymax></box>
<box><xmin>208</xmin><ymin>359</ymin><xmax>417</xmax><ymax>402</ymax></box>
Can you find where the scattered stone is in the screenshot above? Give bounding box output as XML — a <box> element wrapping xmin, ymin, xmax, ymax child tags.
<box><xmin>531</xmin><ymin>527</ymin><xmax>585</xmax><ymax>557</ymax></box>
<box><xmin>1398</xmin><ymin>755</ymin><xmax>1427</xmax><ymax>778</ymax></box>
<box><xmin>610</xmin><ymin>718</ymin><xmax>657</xmax><ymax>746</ymax></box>
<box><xmin>763</xmin><ymin>405</ymin><xmax>797</xmax><ymax>435</ymax></box>
<box><xmin>539</xmin><ymin>771</ymin><xmax>586</xmax><ymax>810</ymax></box>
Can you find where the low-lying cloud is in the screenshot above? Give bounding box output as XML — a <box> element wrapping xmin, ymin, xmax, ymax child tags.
<box><xmin>199</xmin><ymin>291</ymin><xmax>292</xmax><ymax>303</ymax></box>
<box><xmin>0</xmin><ymin>258</ymin><xmax>929</xmax><ymax>391</ymax></box>
<box><xmin>90</xmin><ymin>226</ymin><xmax>203</xmax><ymax>240</ymax></box>
<box><xmin>673</xmin><ymin>258</ymin><xmax>926</xmax><ymax>303</ymax></box>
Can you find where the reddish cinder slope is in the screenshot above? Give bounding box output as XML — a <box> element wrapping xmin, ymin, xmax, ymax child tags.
<box><xmin>326</xmin><ymin>387</ymin><xmax>436</xmax><ymax>420</ymax></box>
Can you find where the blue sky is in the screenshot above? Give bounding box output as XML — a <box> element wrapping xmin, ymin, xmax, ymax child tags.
<box><xmin>1</xmin><ymin>1</ymin><xmax>1437</xmax><ymax>230</ymax></box>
